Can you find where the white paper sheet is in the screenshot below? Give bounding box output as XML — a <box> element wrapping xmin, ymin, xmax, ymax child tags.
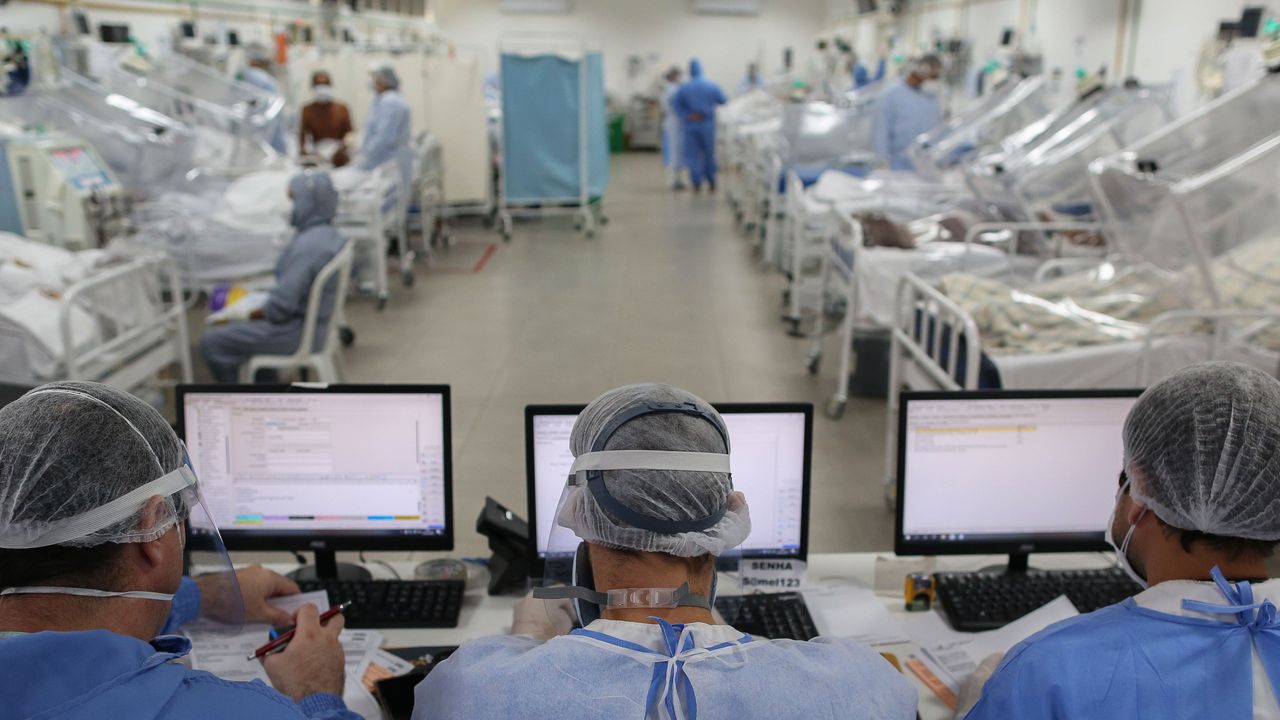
<box><xmin>803</xmin><ymin>583</ymin><xmax>910</xmax><ymax>646</ymax></box>
<box><xmin>905</xmin><ymin>595</ymin><xmax>1079</xmax><ymax>687</ymax></box>
<box><xmin>187</xmin><ymin>600</ymin><xmax>390</xmax><ymax>719</ymax></box>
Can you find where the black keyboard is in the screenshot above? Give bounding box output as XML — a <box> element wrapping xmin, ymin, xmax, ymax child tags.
<box><xmin>297</xmin><ymin>579</ymin><xmax>465</xmax><ymax>629</ymax></box>
<box><xmin>715</xmin><ymin>592</ymin><xmax>819</xmax><ymax>641</ymax></box>
<box><xmin>935</xmin><ymin>568</ymin><xmax>1141</xmax><ymax>632</ymax></box>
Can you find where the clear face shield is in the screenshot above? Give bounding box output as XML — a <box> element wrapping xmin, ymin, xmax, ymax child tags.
<box><xmin>0</xmin><ymin>443</ymin><xmax>244</xmax><ymax>637</ymax></box>
<box><xmin>526</xmin><ymin>402</ymin><xmax>749</xmax><ymax>633</ymax></box>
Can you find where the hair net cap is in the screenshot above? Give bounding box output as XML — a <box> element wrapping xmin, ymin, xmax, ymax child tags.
<box><xmin>1124</xmin><ymin>362</ymin><xmax>1280</xmax><ymax>541</ymax></box>
<box><xmin>370</xmin><ymin>64</ymin><xmax>400</xmax><ymax>90</ymax></box>
<box><xmin>556</xmin><ymin>384</ymin><xmax>751</xmax><ymax>558</ymax></box>
<box><xmin>0</xmin><ymin>382</ymin><xmax>188</xmax><ymax>548</ymax></box>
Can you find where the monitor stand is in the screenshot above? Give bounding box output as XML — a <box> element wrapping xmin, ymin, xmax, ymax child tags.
<box><xmin>976</xmin><ymin>552</ymin><xmax>1032</xmax><ymax>575</ymax></box>
<box><xmin>287</xmin><ymin>550</ymin><xmax>373</xmax><ymax>582</ymax></box>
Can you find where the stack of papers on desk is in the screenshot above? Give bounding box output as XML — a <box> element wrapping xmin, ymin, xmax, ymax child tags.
<box><xmin>903</xmin><ymin>595</ymin><xmax>1078</xmax><ymax>691</ymax></box>
<box><xmin>802</xmin><ymin>583</ymin><xmax>910</xmax><ymax>646</ymax></box>
<box><xmin>184</xmin><ymin>591</ymin><xmax>413</xmax><ymax>720</ymax></box>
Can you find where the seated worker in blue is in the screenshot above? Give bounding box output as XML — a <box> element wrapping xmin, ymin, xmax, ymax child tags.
<box><xmin>871</xmin><ymin>54</ymin><xmax>943</xmax><ymax>171</ymax></box>
<box><xmin>959</xmin><ymin>362</ymin><xmax>1280</xmax><ymax>720</ymax></box>
<box><xmin>673</xmin><ymin>59</ymin><xmax>728</xmax><ymax>193</ymax></box>
<box><xmin>414</xmin><ymin>384</ymin><xmax>917</xmax><ymax>720</ymax></box>
<box><xmin>0</xmin><ymin>381</ymin><xmax>360</xmax><ymax>720</ymax></box>
<box><xmin>201</xmin><ymin>170</ymin><xmax>347</xmax><ymax>383</ymax></box>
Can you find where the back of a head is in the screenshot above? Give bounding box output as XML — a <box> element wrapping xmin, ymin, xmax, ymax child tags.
<box><xmin>1124</xmin><ymin>362</ymin><xmax>1280</xmax><ymax>542</ymax></box>
<box><xmin>916</xmin><ymin>54</ymin><xmax>942</xmax><ymax>73</ymax></box>
<box><xmin>562</xmin><ymin>384</ymin><xmax>750</xmax><ymax>558</ymax></box>
<box><xmin>289</xmin><ymin>170</ymin><xmax>339</xmax><ymax>228</ymax></box>
<box><xmin>373</xmin><ymin>64</ymin><xmax>400</xmax><ymax>91</ymax></box>
<box><xmin>0</xmin><ymin>382</ymin><xmax>185</xmax><ymax>586</ymax></box>
<box><xmin>689</xmin><ymin>58</ymin><xmax>704</xmax><ymax>80</ymax></box>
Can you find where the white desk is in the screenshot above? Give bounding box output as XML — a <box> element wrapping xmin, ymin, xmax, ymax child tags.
<box><xmin>240</xmin><ymin>550</ymin><xmax>1115</xmax><ymax>720</ymax></box>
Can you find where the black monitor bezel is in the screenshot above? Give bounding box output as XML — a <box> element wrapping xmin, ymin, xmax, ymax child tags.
<box><xmin>176</xmin><ymin>383</ymin><xmax>454</xmax><ymax>553</ymax></box>
<box><xmin>524</xmin><ymin>402</ymin><xmax>814</xmax><ymax>576</ymax></box>
<box><xmin>895</xmin><ymin>388</ymin><xmax>1143</xmax><ymax>558</ymax></box>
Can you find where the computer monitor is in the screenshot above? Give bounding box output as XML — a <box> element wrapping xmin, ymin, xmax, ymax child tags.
<box><xmin>177</xmin><ymin>384</ymin><xmax>453</xmax><ymax>579</ymax></box>
<box><xmin>227</xmin><ymin>30</ymin><xmax>241</xmax><ymax>47</ymax></box>
<box><xmin>526</xmin><ymin>403</ymin><xmax>812</xmax><ymax>574</ymax></box>
<box><xmin>179</xmin><ymin>21</ymin><xmax>197</xmax><ymax>39</ymax></box>
<box><xmin>895</xmin><ymin>389</ymin><xmax>1142</xmax><ymax>572</ymax></box>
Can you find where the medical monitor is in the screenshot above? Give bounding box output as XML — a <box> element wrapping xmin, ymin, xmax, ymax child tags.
<box><xmin>72</xmin><ymin>11</ymin><xmax>92</xmax><ymax>36</ymax></box>
<box><xmin>177</xmin><ymin>385</ymin><xmax>454</xmax><ymax>566</ymax></box>
<box><xmin>99</xmin><ymin>24</ymin><xmax>131</xmax><ymax>44</ymax></box>
<box><xmin>895</xmin><ymin>389</ymin><xmax>1142</xmax><ymax>567</ymax></box>
<box><xmin>526</xmin><ymin>403</ymin><xmax>812</xmax><ymax>572</ymax></box>
<box><xmin>1241</xmin><ymin>7</ymin><xmax>1264</xmax><ymax>38</ymax></box>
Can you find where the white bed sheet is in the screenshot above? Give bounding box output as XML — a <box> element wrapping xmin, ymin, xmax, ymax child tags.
<box><xmin>992</xmin><ymin>335</ymin><xmax>1278</xmax><ymax>389</ymax></box>
<box><xmin>0</xmin><ymin>234</ymin><xmax>109</xmax><ymax>383</ymax></box>
<box><xmin>855</xmin><ymin>243</ymin><xmax>1013</xmax><ymax>327</ymax></box>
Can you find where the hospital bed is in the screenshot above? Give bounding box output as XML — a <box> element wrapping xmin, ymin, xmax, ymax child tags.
<box><xmin>883</xmin><ymin>78</ymin><xmax>1280</xmax><ymax>497</ymax></box>
<box><xmin>906</xmin><ymin>75</ymin><xmax>1050</xmax><ymax>184</ymax></box>
<box><xmin>0</xmin><ymin>233</ymin><xmax>193</xmax><ymax>393</ymax></box>
<box><xmin>0</xmin><ymin>69</ymin><xmax>198</xmax><ymax>201</ymax></box>
<box><xmin>796</xmin><ymin>84</ymin><xmax>1176</xmax><ymax>406</ymax></box>
<box><xmin>967</xmin><ymin>85</ymin><xmax>1173</xmax><ymax>228</ymax></box>
<box><xmin>98</xmin><ymin>48</ymin><xmax>285</xmax><ymax>179</ymax></box>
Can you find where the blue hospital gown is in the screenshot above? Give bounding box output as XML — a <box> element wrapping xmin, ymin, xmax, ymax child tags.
<box><xmin>0</xmin><ymin>578</ymin><xmax>358</xmax><ymax>720</ymax></box>
<box><xmin>871</xmin><ymin>79</ymin><xmax>942</xmax><ymax>172</ymax></box>
<box><xmin>413</xmin><ymin>619</ymin><xmax>917</xmax><ymax>719</ymax></box>
<box><xmin>966</xmin><ymin>570</ymin><xmax>1280</xmax><ymax>720</ymax></box>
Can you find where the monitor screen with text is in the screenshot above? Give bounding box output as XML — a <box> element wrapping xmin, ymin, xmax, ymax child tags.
<box><xmin>181</xmin><ymin>390</ymin><xmax>448</xmax><ymax>538</ymax></box>
<box><xmin>900</xmin><ymin>394</ymin><xmax>1139</xmax><ymax>546</ymax></box>
<box><xmin>531</xmin><ymin>409</ymin><xmax>808</xmax><ymax>558</ymax></box>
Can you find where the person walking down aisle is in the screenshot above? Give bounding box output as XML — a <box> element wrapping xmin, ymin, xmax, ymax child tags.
<box><xmin>673</xmin><ymin>59</ymin><xmax>727</xmax><ymax>193</ymax></box>
<box><xmin>660</xmin><ymin>66</ymin><xmax>686</xmax><ymax>190</ymax></box>
<box><xmin>871</xmin><ymin>54</ymin><xmax>944</xmax><ymax>171</ymax></box>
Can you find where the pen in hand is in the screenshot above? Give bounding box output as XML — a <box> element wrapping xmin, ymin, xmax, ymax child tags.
<box><xmin>247</xmin><ymin>601</ymin><xmax>352</xmax><ymax>661</ymax></box>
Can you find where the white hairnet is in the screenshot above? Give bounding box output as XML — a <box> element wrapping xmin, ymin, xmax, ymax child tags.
<box><xmin>0</xmin><ymin>382</ymin><xmax>190</xmax><ymax>548</ymax></box>
<box><xmin>1124</xmin><ymin>362</ymin><xmax>1280</xmax><ymax>541</ymax></box>
<box><xmin>557</xmin><ymin>384</ymin><xmax>751</xmax><ymax>557</ymax></box>
<box><xmin>371</xmin><ymin>64</ymin><xmax>400</xmax><ymax>90</ymax></box>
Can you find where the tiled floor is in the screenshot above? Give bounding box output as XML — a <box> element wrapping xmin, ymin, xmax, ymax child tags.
<box><xmin>194</xmin><ymin>153</ymin><xmax>895</xmax><ymax>559</ymax></box>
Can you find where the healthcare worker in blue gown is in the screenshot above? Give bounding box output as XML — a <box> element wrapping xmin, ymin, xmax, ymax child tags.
<box><xmin>673</xmin><ymin>59</ymin><xmax>727</xmax><ymax>193</ymax></box>
<box><xmin>412</xmin><ymin>384</ymin><xmax>918</xmax><ymax>720</ymax></box>
<box><xmin>958</xmin><ymin>362</ymin><xmax>1280</xmax><ymax>720</ymax></box>
<box><xmin>660</xmin><ymin>66</ymin><xmax>686</xmax><ymax>190</ymax></box>
<box><xmin>201</xmin><ymin>171</ymin><xmax>347</xmax><ymax>383</ymax></box>
<box><xmin>359</xmin><ymin>64</ymin><xmax>414</xmax><ymax>196</ymax></box>
<box><xmin>0</xmin><ymin>381</ymin><xmax>360</xmax><ymax>720</ymax></box>
<box><xmin>871</xmin><ymin>54</ymin><xmax>943</xmax><ymax>171</ymax></box>
<box><xmin>242</xmin><ymin>46</ymin><xmax>287</xmax><ymax>154</ymax></box>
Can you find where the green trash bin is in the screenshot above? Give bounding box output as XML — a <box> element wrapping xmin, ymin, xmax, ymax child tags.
<box><xmin>608</xmin><ymin>113</ymin><xmax>626</xmax><ymax>153</ymax></box>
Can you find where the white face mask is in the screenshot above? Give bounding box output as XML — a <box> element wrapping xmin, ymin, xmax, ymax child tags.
<box><xmin>1106</xmin><ymin>478</ymin><xmax>1149</xmax><ymax>589</ymax></box>
<box><xmin>920</xmin><ymin>79</ymin><xmax>942</xmax><ymax>95</ymax></box>
<box><xmin>312</xmin><ymin>85</ymin><xmax>334</xmax><ymax>103</ymax></box>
